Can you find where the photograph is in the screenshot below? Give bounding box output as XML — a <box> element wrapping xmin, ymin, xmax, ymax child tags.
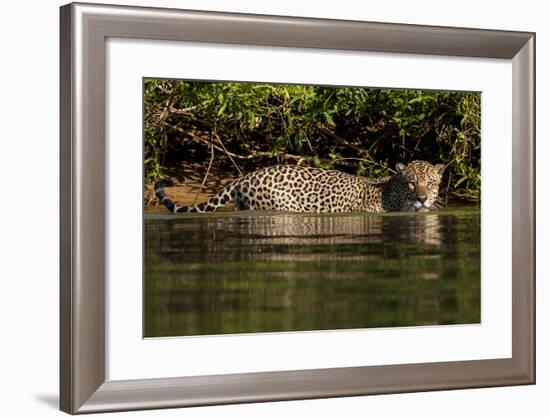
<box><xmin>143</xmin><ymin>80</ymin><xmax>481</xmax><ymax>338</ymax></box>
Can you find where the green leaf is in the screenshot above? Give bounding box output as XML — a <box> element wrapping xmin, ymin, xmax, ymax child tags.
<box><xmin>248</xmin><ymin>113</ymin><xmax>256</xmax><ymax>129</ymax></box>
<box><xmin>324</xmin><ymin>112</ymin><xmax>335</xmax><ymax>126</ymax></box>
<box><xmin>217</xmin><ymin>102</ymin><xmax>227</xmax><ymax>116</ymax></box>
<box><xmin>455</xmin><ymin>176</ymin><xmax>469</xmax><ymax>187</ymax></box>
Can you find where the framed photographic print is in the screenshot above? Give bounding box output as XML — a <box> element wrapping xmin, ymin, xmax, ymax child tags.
<box><xmin>60</xmin><ymin>2</ymin><xmax>535</xmax><ymax>414</ymax></box>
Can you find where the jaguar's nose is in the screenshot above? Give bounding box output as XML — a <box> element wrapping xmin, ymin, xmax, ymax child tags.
<box><xmin>417</xmin><ymin>196</ymin><xmax>427</xmax><ymax>204</ymax></box>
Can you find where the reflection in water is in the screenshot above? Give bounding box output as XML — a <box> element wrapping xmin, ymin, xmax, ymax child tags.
<box><xmin>144</xmin><ymin>208</ymin><xmax>480</xmax><ymax>337</ymax></box>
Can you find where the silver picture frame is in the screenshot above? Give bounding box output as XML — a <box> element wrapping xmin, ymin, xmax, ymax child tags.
<box><xmin>60</xmin><ymin>2</ymin><xmax>535</xmax><ymax>414</ymax></box>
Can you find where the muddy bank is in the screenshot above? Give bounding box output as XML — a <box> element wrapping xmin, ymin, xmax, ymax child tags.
<box><xmin>145</xmin><ymin>183</ymin><xmax>235</xmax><ymax>213</ymax></box>
<box><xmin>144</xmin><ymin>162</ymin><xmax>240</xmax><ymax>212</ymax></box>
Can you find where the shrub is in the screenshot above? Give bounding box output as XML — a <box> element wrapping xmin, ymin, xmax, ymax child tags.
<box><xmin>144</xmin><ymin>80</ymin><xmax>480</xmax><ymax>200</ymax></box>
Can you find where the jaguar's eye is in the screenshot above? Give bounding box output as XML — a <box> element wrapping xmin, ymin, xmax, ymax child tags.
<box><xmin>408</xmin><ymin>181</ymin><xmax>415</xmax><ymax>190</ymax></box>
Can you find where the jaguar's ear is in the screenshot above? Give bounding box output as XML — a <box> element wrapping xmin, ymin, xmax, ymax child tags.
<box><xmin>434</xmin><ymin>163</ymin><xmax>446</xmax><ymax>178</ymax></box>
<box><xmin>395</xmin><ymin>162</ymin><xmax>407</xmax><ymax>175</ymax></box>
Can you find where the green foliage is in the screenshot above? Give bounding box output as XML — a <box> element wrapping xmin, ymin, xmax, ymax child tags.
<box><xmin>144</xmin><ymin>79</ymin><xmax>481</xmax><ymax>199</ymax></box>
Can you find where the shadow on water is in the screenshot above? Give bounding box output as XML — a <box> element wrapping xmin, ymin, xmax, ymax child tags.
<box><xmin>144</xmin><ymin>207</ymin><xmax>480</xmax><ymax>337</ymax></box>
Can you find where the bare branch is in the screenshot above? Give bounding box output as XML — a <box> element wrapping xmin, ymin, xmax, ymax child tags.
<box><xmin>212</xmin><ymin>130</ymin><xmax>244</xmax><ymax>176</ymax></box>
<box><xmin>192</xmin><ymin>141</ymin><xmax>215</xmax><ymax>206</ymax></box>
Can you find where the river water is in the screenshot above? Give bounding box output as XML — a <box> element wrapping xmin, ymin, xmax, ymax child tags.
<box><xmin>144</xmin><ymin>206</ymin><xmax>480</xmax><ymax>337</ymax></box>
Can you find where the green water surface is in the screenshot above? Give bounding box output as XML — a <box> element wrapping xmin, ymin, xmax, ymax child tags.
<box><xmin>144</xmin><ymin>207</ymin><xmax>480</xmax><ymax>337</ymax></box>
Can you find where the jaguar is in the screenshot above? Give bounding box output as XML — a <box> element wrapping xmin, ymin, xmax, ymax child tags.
<box><xmin>155</xmin><ymin>160</ymin><xmax>446</xmax><ymax>213</ymax></box>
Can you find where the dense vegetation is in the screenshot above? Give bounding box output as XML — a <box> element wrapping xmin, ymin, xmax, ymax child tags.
<box><xmin>144</xmin><ymin>80</ymin><xmax>481</xmax><ymax>201</ymax></box>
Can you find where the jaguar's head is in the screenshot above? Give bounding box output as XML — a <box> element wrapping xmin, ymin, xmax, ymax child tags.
<box><xmin>396</xmin><ymin>160</ymin><xmax>446</xmax><ymax>211</ymax></box>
